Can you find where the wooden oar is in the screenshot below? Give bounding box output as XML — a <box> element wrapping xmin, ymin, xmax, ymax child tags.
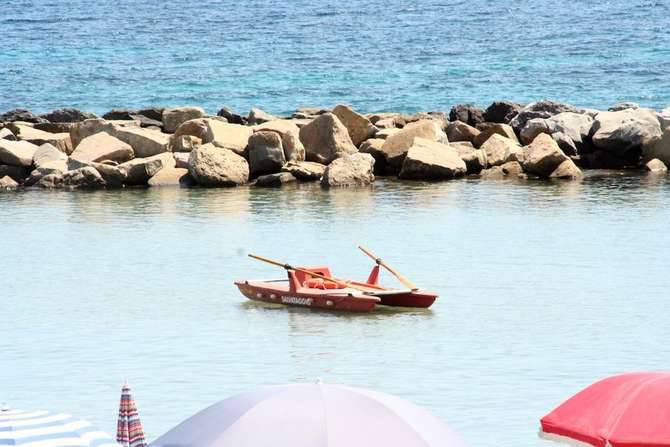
<box><xmin>248</xmin><ymin>254</ymin><xmax>377</xmax><ymax>293</ymax></box>
<box><xmin>357</xmin><ymin>246</ymin><xmax>418</xmax><ymax>291</ymax></box>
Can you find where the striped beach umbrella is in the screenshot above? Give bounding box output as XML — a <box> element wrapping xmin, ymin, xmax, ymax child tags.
<box><xmin>0</xmin><ymin>408</ymin><xmax>119</xmax><ymax>447</ymax></box>
<box><xmin>116</xmin><ymin>384</ymin><xmax>146</xmax><ymax>447</ymax></box>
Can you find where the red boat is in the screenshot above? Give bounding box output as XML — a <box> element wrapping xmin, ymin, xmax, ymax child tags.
<box><xmin>235</xmin><ymin>248</ymin><xmax>439</xmax><ymax>312</ymax></box>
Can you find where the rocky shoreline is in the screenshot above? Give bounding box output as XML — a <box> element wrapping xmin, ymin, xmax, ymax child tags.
<box><xmin>1</xmin><ymin>100</ymin><xmax>669</xmax><ymax>191</ymax></box>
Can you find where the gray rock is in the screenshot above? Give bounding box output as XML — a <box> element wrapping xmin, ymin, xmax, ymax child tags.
<box><xmin>248</xmin><ymin>107</ymin><xmax>278</xmax><ymax>125</ymax></box>
<box><xmin>484</xmin><ymin>101</ymin><xmax>522</xmax><ymax>124</ymax></box>
<box><xmin>188</xmin><ymin>144</ymin><xmax>249</xmax><ymax>187</ymax></box>
<box><xmin>10</xmin><ymin>124</ymin><xmax>72</xmax><ymax>154</ymax></box>
<box><xmin>321</xmin><ymin>153</ymin><xmax>375</xmax><ymax>187</ymax></box>
<box><xmin>33</xmin><ymin>143</ymin><xmax>68</xmax><ymax>172</ymax></box>
<box><xmin>522</xmin><ymin>133</ymin><xmax>569</xmax><ymax>178</ymax></box>
<box><xmin>40</xmin><ymin>108</ymin><xmax>97</xmax><ymax>123</ymax></box>
<box><xmin>380</xmin><ymin>119</ymin><xmax>447</xmax><ymax>172</ymax></box>
<box><xmin>332</xmin><ymin>104</ymin><xmax>377</xmax><ymax>147</ymax></box>
<box><xmin>248</xmin><ymin>131</ymin><xmax>286</xmax><ymax>177</ymax></box>
<box><xmin>358</xmin><ymin>138</ymin><xmax>387</xmax><ymax>174</ymax></box>
<box><xmin>399</xmin><ymin>138</ymin><xmax>466</xmax><ymax>180</ymax></box>
<box><xmin>552</xmin><ymin>132</ymin><xmax>578</xmax><ymax>156</ymax></box>
<box><xmin>69</xmin><ymin>118</ymin><xmax>139</xmax><ymax>148</ymax></box>
<box><xmin>217</xmin><ymin>107</ymin><xmax>246</xmax><ymax>125</ymax></box>
<box><xmin>0</xmin><ymin>109</ymin><xmax>48</xmax><ymax>124</ymax></box>
<box><xmin>0</xmin><ymin>164</ymin><xmax>29</xmax><ymax>183</ymax></box>
<box><xmin>473</xmin><ymin>123</ymin><xmax>518</xmax><ymax>148</ymax></box>
<box><xmin>549</xmin><ymin>159</ymin><xmax>583</xmax><ymax>179</ymax></box>
<box><xmin>70</xmin><ymin>132</ymin><xmax>134</xmax><ymax>164</ymax></box>
<box><xmin>0</xmin><ymin>140</ymin><xmax>39</xmax><ymax>167</ymax></box>
<box><xmin>479</xmin><ymin>166</ymin><xmax>505</xmax><ymax>180</ymax></box>
<box><xmin>0</xmin><ymin>128</ymin><xmax>17</xmax><ymax>140</ymax></box>
<box><xmin>510</xmin><ymin>100</ymin><xmax>581</xmax><ymax>131</ymax></box>
<box><xmin>608</xmin><ymin>102</ymin><xmax>639</xmax><ymax>112</ymax></box>
<box><xmin>645</xmin><ymin>158</ymin><xmax>668</xmax><ymax>173</ymax></box>
<box><xmin>148</xmin><ymin>167</ymin><xmax>193</xmax><ymax>187</ymax></box>
<box><xmin>172</xmin><ymin>135</ymin><xmax>202</xmax><ymax>152</ymax></box>
<box><xmin>591</xmin><ymin>108</ymin><xmax>662</xmax><ymax>155</ymax></box>
<box><xmin>34</xmin><ymin>122</ymin><xmax>77</xmax><ymax>134</ymax></box>
<box><xmin>254</xmin><ymin>120</ymin><xmax>305</xmax><ymax>161</ymax></box>
<box><xmin>479</xmin><ymin>134</ymin><xmax>522</xmax><ymax>167</ymax></box>
<box><xmin>36</xmin><ymin>173</ymin><xmax>64</xmax><ymax>188</ymax></box>
<box><xmin>162</xmin><ymin>107</ymin><xmax>206</xmax><ymax>133</ymax></box>
<box><xmin>449</xmin><ymin>104</ymin><xmax>484</xmax><ymax>127</ymax></box>
<box><xmin>112</xmin><ymin>126</ymin><xmax>170</xmax><ymax>158</ymax></box>
<box><xmin>501</xmin><ymin>161</ymin><xmax>524</xmax><ymax>176</ymax></box>
<box><xmin>0</xmin><ymin>175</ymin><xmax>19</xmax><ymax>189</ymax></box>
<box><xmin>446</xmin><ymin>120</ymin><xmax>480</xmax><ymax>143</ymax></box>
<box><xmin>642</xmin><ymin>128</ymin><xmax>670</xmax><ymax>166</ymax></box>
<box><xmin>62</xmin><ymin>167</ymin><xmax>106</xmax><ymax>189</ymax></box>
<box><xmin>254</xmin><ymin>172</ymin><xmax>297</xmax><ymax>187</ymax></box>
<box><xmin>299</xmin><ymin>113</ymin><xmax>358</xmax><ymax>164</ymax></box>
<box><xmin>119</xmin><ymin>152</ymin><xmax>176</xmax><ymax>185</ymax></box>
<box><xmin>281</xmin><ymin>161</ymin><xmax>326</xmax><ymax>181</ymax></box>
<box><xmin>452</xmin><ymin>143</ymin><xmax>486</xmax><ymax>174</ymax></box>
<box><xmin>173</xmin><ymin>152</ymin><xmax>190</xmax><ymax>169</ymax></box>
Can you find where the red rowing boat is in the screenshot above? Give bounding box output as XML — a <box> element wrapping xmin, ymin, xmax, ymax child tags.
<box><xmin>235</xmin><ymin>249</ymin><xmax>439</xmax><ymax>312</ymax></box>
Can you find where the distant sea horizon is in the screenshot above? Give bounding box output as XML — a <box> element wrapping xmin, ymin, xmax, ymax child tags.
<box><xmin>2</xmin><ymin>0</ymin><xmax>669</xmax><ymax>115</ymax></box>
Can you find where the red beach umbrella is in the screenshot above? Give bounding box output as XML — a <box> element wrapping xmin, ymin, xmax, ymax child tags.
<box><xmin>117</xmin><ymin>383</ymin><xmax>147</xmax><ymax>447</ymax></box>
<box><xmin>540</xmin><ymin>372</ymin><xmax>670</xmax><ymax>447</ymax></box>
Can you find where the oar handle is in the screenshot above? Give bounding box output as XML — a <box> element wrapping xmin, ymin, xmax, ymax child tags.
<box><xmin>248</xmin><ymin>253</ymin><xmax>291</xmax><ymax>270</ymax></box>
<box><xmin>357</xmin><ymin>246</ymin><xmax>418</xmax><ymax>291</ymax></box>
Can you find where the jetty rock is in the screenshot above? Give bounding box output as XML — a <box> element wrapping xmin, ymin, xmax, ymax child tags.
<box><xmin>162</xmin><ymin>107</ymin><xmax>205</xmax><ymax>133</ymax></box>
<box><xmin>247</xmin><ymin>107</ymin><xmax>277</xmax><ymax>125</ymax></box>
<box><xmin>0</xmin><ymin>127</ymin><xmax>17</xmax><ymax>140</ymax></box>
<box><xmin>0</xmin><ymin>109</ymin><xmax>48</xmax><ymax>124</ymax></box>
<box><xmin>449</xmin><ymin>104</ymin><xmax>484</xmax><ymax>127</ymax></box>
<box><xmin>119</xmin><ymin>152</ymin><xmax>176</xmax><ymax>185</ymax></box>
<box><xmin>484</xmin><ymin>101</ymin><xmax>522</xmax><ymax>124</ymax></box>
<box><xmin>148</xmin><ymin>167</ymin><xmax>193</xmax><ymax>187</ymax></box>
<box><xmin>332</xmin><ymin>104</ymin><xmax>377</xmax><ymax>147</ymax></box>
<box><xmin>645</xmin><ymin>158</ymin><xmax>668</xmax><ymax>172</ymax></box>
<box><xmin>188</xmin><ymin>144</ymin><xmax>249</xmax><ymax>187</ymax></box>
<box><xmin>642</xmin><ymin>128</ymin><xmax>670</xmax><ymax>166</ymax></box>
<box><xmin>479</xmin><ymin>134</ymin><xmax>522</xmax><ymax>167</ymax></box>
<box><xmin>254</xmin><ymin>172</ymin><xmax>297</xmax><ymax>187</ymax></box>
<box><xmin>591</xmin><ymin>108</ymin><xmax>662</xmax><ymax>155</ymax></box>
<box><xmin>381</xmin><ymin>119</ymin><xmax>448</xmax><ymax>173</ymax></box>
<box><xmin>0</xmin><ymin>140</ymin><xmax>39</xmax><ymax>167</ymax></box>
<box><xmin>446</xmin><ymin>121</ymin><xmax>480</xmax><ymax>144</ymax></box>
<box><xmin>510</xmin><ymin>100</ymin><xmax>581</xmax><ymax>131</ymax></box>
<box><xmin>549</xmin><ymin>159</ymin><xmax>583</xmax><ymax>179</ymax></box>
<box><xmin>217</xmin><ymin>107</ymin><xmax>246</xmax><ymax>125</ymax></box>
<box><xmin>321</xmin><ymin>152</ymin><xmax>375</xmax><ymax>187</ymax></box>
<box><xmin>113</xmin><ymin>126</ymin><xmax>170</xmax><ymax>158</ymax></box>
<box><xmin>40</xmin><ymin>108</ymin><xmax>97</xmax><ymax>123</ymax></box>
<box><xmin>33</xmin><ymin>143</ymin><xmax>68</xmax><ymax>173</ymax></box>
<box><xmin>9</xmin><ymin>124</ymin><xmax>72</xmax><ymax>154</ymax></box>
<box><xmin>61</xmin><ymin>166</ymin><xmax>106</xmax><ymax>189</ymax></box>
<box><xmin>522</xmin><ymin>133</ymin><xmax>570</xmax><ymax>178</ymax></box>
<box><xmin>70</xmin><ymin>132</ymin><xmax>134</xmax><ymax>164</ymax></box>
<box><xmin>254</xmin><ymin>120</ymin><xmax>305</xmax><ymax>162</ymax></box>
<box><xmin>281</xmin><ymin>160</ymin><xmax>326</xmax><ymax>181</ymax></box>
<box><xmin>299</xmin><ymin>113</ymin><xmax>357</xmax><ymax>164</ymax></box>
<box><xmin>399</xmin><ymin>138</ymin><xmax>466</xmax><ymax>180</ymax></box>
<box><xmin>248</xmin><ymin>131</ymin><xmax>286</xmax><ymax>177</ymax></box>
<box><xmin>0</xmin><ymin>165</ymin><xmax>29</xmax><ymax>183</ymax></box>
<box><xmin>473</xmin><ymin>123</ymin><xmax>518</xmax><ymax>148</ymax></box>
<box><xmin>0</xmin><ymin>175</ymin><xmax>19</xmax><ymax>189</ymax></box>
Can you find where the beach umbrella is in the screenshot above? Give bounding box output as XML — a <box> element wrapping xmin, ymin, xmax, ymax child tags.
<box><xmin>540</xmin><ymin>372</ymin><xmax>670</xmax><ymax>447</ymax></box>
<box><xmin>116</xmin><ymin>384</ymin><xmax>146</xmax><ymax>447</ymax></box>
<box><xmin>150</xmin><ymin>383</ymin><xmax>467</xmax><ymax>447</ymax></box>
<box><xmin>0</xmin><ymin>408</ymin><xmax>119</xmax><ymax>447</ymax></box>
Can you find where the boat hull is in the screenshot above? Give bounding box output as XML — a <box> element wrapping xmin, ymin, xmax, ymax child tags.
<box><xmin>235</xmin><ymin>281</ymin><xmax>379</xmax><ymax>313</ymax></box>
<box><xmin>374</xmin><ymin>291</ymin><xmax>438</xmax><ymax>308</ymax></box>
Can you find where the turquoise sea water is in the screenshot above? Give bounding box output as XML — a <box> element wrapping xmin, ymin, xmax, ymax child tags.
<box><xmin>2</xmin><ymin>175</ymin><xmax>670</xmax><ymax>446</ymax></box>
<box><xmin>1</xmin><ymin>0</ymin><xmax>670</xmax><ymax>115</ymax></box>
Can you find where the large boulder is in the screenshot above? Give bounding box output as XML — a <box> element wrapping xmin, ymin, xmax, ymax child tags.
<box><xmin>299</xmin><ymin>113</ymin><xmax>357</xmax><ymax>164</ymax></box>
<box><xmin>148</xmin><ymin>167</ymin><xmax>193</xmax><ymax>187</ymax></box>
<box><xmin>40</xmin><ymin>108</ymin><xmax>97</xmax><ymax>123</ymax></box>
<box><xmin>0</xmin><ymin>109</ymin><xmax>48</xmax><ymax>124</ymax></box>
<box><xmin>34</xmin><ymin>122</ymin><xmax>77</xmax><ymax>134</ymax></box>
<box><xmin>452</xmin><ymin>142</ymin><xmax>486</xmax><ymax>174</ymax></box>
<box><xmin>549</xmin><ymin>159</ymin><xmax>583</xmax><ymax>179</ymax></box>
<box><xmin>358</xmin><ymin>138</ymin><xmax>387</xmax><ymax>174</ymax></box>
<box><xmin>281</xmin><ymin>161</ymin><xmax>326</xmax><ymax>181</ymax></box>
<box><xmin>91</xmin><ymin>163</ymin><xmax>128</xmax><ymax>188</ymax></box>
<box><xmin>380</xmin><ymin>119</ymin><xmax>447</xmax><ymax>172</ymax></box>
<box><xmin>188</xmin><ymin>144</ymin><xmax>249</xmax><ymax>187</ymax></box>
<box><xmin>112</xmin><ymin>126</ymin><xmax>170</xmax><ymax>157</ymax></box>
<box><xmin>484</xmin><ymin>101</ymin><xmax>522</xmax><ymax>123</ymax></box>
<box><xmin>522</xmin><ymin>133</ymin><xmax>569</xmax><ymax>178</ymax></box>
<box><xmin>510</xmin><ymin>100</ymin><xmax>581</xmax><ymax>131</ymax></box>
<box><xmin>0</xmin><ymin>165</ymin><xmax>29</xmax><ymax>183</ymax></box>
<box><xmin>162</xmin><ymin>107</ymin><xmax>205</xmax><ymax>133</ymax></box>
<box><xmin>398</xmin><ymin>138</ymin><xmax>466</xmax><ymax>180</ymax></box>
<box><xmin>642</xmin><ymin>128</ymin><xmax>670</xmax><ymax>166</ymax></box>
<box><xmin>33</xmin><ymin>143</ymin><xmax>68</xmax><ymax>172</ymax></box>
<box><xmin>0</xmin><ymin>128</ymin><xmax>16</xmax><ymax>140</ymax></box>
<box><xmin>332</xmin><ymin>104</ymin><xmax>377</xmax><ymax>147</ymax></box>
<box><xmin>520</xmin><ymin>112</ymin><xmax>594</xmax><ymax>146</ymax></box>
<box><xmin>0</xmin><ymin>140</ymin><xmax>39</xmax><ymax>167</ymax></box>
<box><xmin>10</xmin><ymin>124</ymin><xmax>72</xmax><ymax>153</ymax></box>
<box><xmin>479</xmin><ymin>134</ymin><xmax>522</xmax><ymax>167</ymax></box>
<box><xmin>449</xmin><ymin>104</ymin><xmax>484</xmax><ymax>127</ymax></box>
<box><xmin>248</xmin><ymin>107</ymin><xmax>277</xmax><ymax>125</ymax></box>
<box><xmin>473</xmin><ymin>123</ymin><xmax>518</xmax><ymax>148</ymax></box>
<box><xmin>119</xmin><ymin>152</ymin><xmax>175</xmax><ymax>185</ymax></box>
<box><xmin>254</xmin><ymin>120</ymin><xmax>305</xmax><ymax>161</ymax></box>
<box><xmin>61</xmin><ymin>167</ymin><xmax>106</xmax><ymax>189</ymax></box>
<box><xmin>70</xmin><ymin>118</ymin><xmax>138</xmax><ymax>148</ymax></box>
<box><xmin>172</xmin><ymin>135</ymin><xmax>202</xmax><ymax>152</ymax></box>
<box><xmin>217</xmin><ymin>107</ymin><xmax>246</xmax><ymax>125</ymax></box>
<box><xmin>591</xmin><ymin>109</ymin><xmax>662</xmax><ymax>155</ymax></box>
<box><xmin>446</xmin><ymin>120</ymin><xmax>480</xmax><ymax>143</ymax></box>
<box><xmin>247</xmin><ymin>131</ymin><xmax>285</xmax><ymax>177</ymax></box>
<box><xmin>205</xmin><ymin>120</ymin><xmax>252</xmax><ymax>155</ymax></box>
<box><xmin>321</xmin><ymin>153</ymin><xmax>375</xmax><ymax>187</ymax></box>
<box><xmin>70</xmin><ymin>132</ymin><xmax>134</xmax><ymax>164</ymax></box>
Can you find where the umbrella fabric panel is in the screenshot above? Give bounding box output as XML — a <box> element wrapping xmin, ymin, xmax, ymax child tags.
<box><xmin>117</xmin><ymin>385</ymin><xmax>146</xmax><ymax>447</ymax></box>
<box><xmin>0</xmin><ymin>410</ymin><xmax>118</xmax><ymax>447</ymax></box>
<box><xmin>540</xmin><ymin>372</ymin><xmax>670</xmax><ymax>447</ymax></box>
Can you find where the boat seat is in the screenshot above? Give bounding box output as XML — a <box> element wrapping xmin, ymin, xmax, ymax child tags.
<box><xmin>294</xmin><ymin>266</ymin><xmax>333</xmax><ymax>284</ymax></box>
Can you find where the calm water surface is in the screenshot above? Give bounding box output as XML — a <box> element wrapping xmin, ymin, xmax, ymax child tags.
<box><xmin>2</xmin><ymin>175</ymin><xmax>670</xmax><ymax>446</ymax></box>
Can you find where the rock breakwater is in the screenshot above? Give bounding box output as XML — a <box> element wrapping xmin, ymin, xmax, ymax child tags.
<box><xmin>1</xmin><ymin>101</ymin><xmax>669</xmax><ymax>191</ymax></box>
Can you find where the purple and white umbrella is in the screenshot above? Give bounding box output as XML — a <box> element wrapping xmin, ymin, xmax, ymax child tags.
<box><xmin>150</xmin><ymin>383</ymin><xmax>468</xmax><ymax>447</ymax></box>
